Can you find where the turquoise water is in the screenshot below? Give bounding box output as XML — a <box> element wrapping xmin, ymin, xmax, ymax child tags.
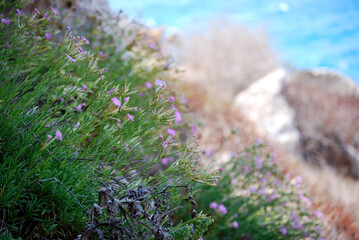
<box><xmin>109</xmin><ymin>0</ymin><xmax>359</xmax><ymax>82</ymax></box>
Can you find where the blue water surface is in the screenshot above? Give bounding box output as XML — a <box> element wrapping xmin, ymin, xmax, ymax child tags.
<box><xmin>108</xmin><ymin>0</ymin><xmax>359</xmax><ymax>82</ymax></box>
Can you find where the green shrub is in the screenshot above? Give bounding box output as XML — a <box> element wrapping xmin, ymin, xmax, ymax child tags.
<box><xmin>0</xmin><ymin>1</ymin><xmax>216</xmax><ymax>239</ymax></box>
<box><xmin>176</xmin><ymin>143</ymin><xmax>325</xmax><ymax>240</ymax></box>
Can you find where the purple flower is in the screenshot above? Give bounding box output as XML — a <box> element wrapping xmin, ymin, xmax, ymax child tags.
<box><xmin>65</xmin><ymin>53</ymin><xmax>76</xmax><ymax>62</ymax></box>
<box><xmin>191</xmin><ymin>125</ymin><xmax>197</xmax><ymax>134</ymax></box>
<box><xmin>161</xmin><ymin>158</ymin><xmax>169</xmax><ymax>164</ymax></box>
<box><xmin>50</xmin><ymin>6</ymin><xmax>60</xmax><ymax>15</ymax></box>
<box><xmin>243</xmin><ymin>165</ymin><xmax>249</xmax><ymax>174</ymax></box>
<box><xmin>77</xmin><ymin>47</ymin><xmax>83</xmax><ymax>53</ymax></box>
<box><xmin>209</xmin><ymin>202</ymin><xmax>218</xmax><ymax>209</ymax></box>
<box><xmin>255</xmin><ymin>157</ymin><xmax>262</xmax><ymax>170</ymax></box>
<box><xmin>139</xmin><ymin>92</ymin><xmax>144</xmax><ymax>97</ymax></box>
<box><xmin>313</xmin><ymin>211</ymin><xmax>324</xmax><ymax>219</ymax></box>
<box><xmin>33</xmin><ymin>34</ymin><xmax>37</xmax><ymax>39</ymax></box>
<box><xmin>281</xmin><ymin>227</ymin><xmax>287</xmax><ymax>235</ymax></box>
<box><xmin>167</xmin><ymin>128</ymin><xmax>176</xmax><ymax>136</ymax></box>
<box><xmin>45</xmin><ymin>32</ymin><xmax>52</xmax><ymax>40</ymax></box>
<box><xmin>149</xmin><ymin>42</ymin><xmax>155</xmax><ymax>49</ymax></box>
<box><xmin>154</xmin><ymin>79</ymin><xmax>166</xmax><ymax>89</ymax></box>
<box><xmin>214</xmin><ymin>179</ymin><xmax>218</xmax><ymax>183</ymax></box>
<box><xmin>80</xmin><ymin>35</ymin><xmax>90</xmax><ymax>44</ymax></box>
<box><xmin>34</xmin><ymin>8</ymin><xmax>40</xmax><ymax>15</ymax></box>
<box><xmin>295</xmin><ymin>175</ymin><xmax>303</xmax><ymax>187</ymax></box>
<box><xmin>7</xmin><ymin>43</ymin><xmax>11</xmax><ymax>48</ymax></box>
<box><xmin>55</xmin><ymin>130</ymin><xmax>62</xmax><ymax>140</ymax></box>
<box><xmin>16</xmin><ymin>9</ymin><xmax>22</xmax><ymax>16</ymax></box>
<box><xmin>24</xmin><ymin>30</ymin><xmax>29</xmax><ymax>35</ymax></box>
<box><xmin>267</xmin><ymin>194</ymin><xmax>276</xmax><ymax>202</ymax></box>
<box><xmin>104</xmin><ymin>67</ymin><xmax>109</xmax><ymax>72</ymax></box>
<box><xmin>232</xmin><ymin>221</ymin><xmax>239</xmax><ymax>228</ymax></box>
<box><xmin>259</xmin><ymin>188</ymin><xmax>267</xmax><ymax>196</ymax></box>
<box><xmin>1</xmin><ymin>18</ymin><xmax>10</xmax><ymax>25</ymax></box>
<box><xmin>169</xmin><ymin>96</ymin><xmax>175</xmax><ymax>102</ymax></box>
<box><xmin>127</xmin><ymin>113</ymin><xmax>134</xmax><ymax>121</ymax></box>
<box><xmin>76</xmin><ymin>102</ymin><xmax>86</xmax><ymax>112</ymax></box>
<box><xmin>175</xmin><ymin>109</ymin><xmax>182</xmax><ymax>124</ymax></box>
<box><xmin>161</xmin><ymin>157</ymin><xmax>173</xmax><ymax>165</ymax></box>
<box><xmin>67</xmin><ymin>26</ymin><xmax>71</xmax><ymax>32</ymax></box>
<box><xmin>44</xmin><ymin>13</ymin><xmax>50</xmax><ymax>21</ymax></box>
<box><xmin>82</xmin><ymin>84</ymin><xmax>87</xmax><ymax>91</ymax></box>
<box><xmin>98</xmin><ymin>51</ymin><xmax>104</xmax><ymax>56</ymax></box>
<box><xmin>75</xmin><ymin>122</ymin><xmax>80</xmax><ymax>127</ymax></box>
<box><xmin>218</xmin><ymin>204</ymin><xmax>227</xmax><ymax>214</ymax></box>
<box><xmin>249</xmin><ymin>187</ymin><xmax>257</xmax><ymax>193</ymax></box>
<box><xmin>111</xmin><ymin>97</ymin><xmax>121</xmax><ymax>107</ymax></box>
<box><xmin>204</xmin><ymin>149</ymin><xmax>212</xmax><ymax>157</ymax></box>
<box><xmin>124</xmin><ymin>97</ymin><xmax>129</xmax><ymax>102</ymax></box>
<box><xmin>109</xmin><ymin>89</ymin><xmax>114</xmax><ymax>94</ymax></box>
<box><xmin>162</xmin><ymin>141</ymin><xmax>168</xmax><ymax>147</ymax></box>
<box><xmin>145</xmin><ymin>81</ymin><xmax>152</xmax><ymax>89</ymax></box>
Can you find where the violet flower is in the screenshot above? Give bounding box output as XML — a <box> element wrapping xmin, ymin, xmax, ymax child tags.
<box><xmin>124</xmin><ymin>97</ymin><xmax>129</xmax><ymax>102</ymax></box>
<box><xmin>162</xmin><ymin>141</ymin><xmax>168</xmax><ymax>147</ymax></box>
<box><xmin>55</xmin><ymin>130</ymin><xmax>62</xmax><ymax>140</ymax></box>
<box><xmin>1</xmin><ymin>18</ymin><xmax>10</xmax><ymax>25</ymax></box>
<box><xmin>127</xmin><ymin>113</ymin><xmax>134</xmax><ymax>121</ymax></box>
<box><xmin>232</xmin><ymin>221</ymin><xmax>239</xmax><ymax>229</ymax></box>
<box><xmin>281</xmin><ymin>227</ymin><xmax>287</xmax><ymax>235</ymax></box>
<box><xmin>16</xmin><ymin>9</ymin><xmax>22</xmax><ymax>16</ymax></box>
<box><xmin>218</xmin><ymin>204</ymin><xmax>227</xmax><ymax>214</ymax></box>
<box><xmin>167</xmin><ymin>128</ymin><xmax>176</xmax><ymax>136</ymax></box>
<box><xmin>50</xmin><ymin>6</ymin><xmax>60</xmax><ymax>15</ymax></box>
<box><xmin>111</xmin><ymin>97</ymin><xmax>121</xmax><ymax>107</ymax></box>
<box><xmin>65</xmin><ymin>53</ymin><xmax>76</xmax><ymax>63</ymax></box>
<box><xmin>169</xmin><ymin>96</ymin><xmax>175</xmax><ymax>102</ymax></box>
<box><xmin>175</xmin><ymin>109</ymin><xmax>182</xmax><ymax>124</ymax></box>
<box><xmin>209</xmin><ymin>202</ymin><xmax>218</xmax><ymax>209</ymax></box>
<box><xmin>44</xmin><ymin>13</ymin><xmax>50</xmax><ymax>21</ymax></box>
<box><xmin>80</xmin><ymin>35</ymin><xmax>90</xmax><ymax>44</ymax></box>
<box><xmin>154</xmin><ymin>79</ymin><xmax>166</xmax><ymax>89</ymax></box>
<box><xmin>145</xmin><ymin>81</ymin><xmax>152</xmax><ymax>89</ymax></box>
<box><xmin>109</xmin><ymin>89</ymin><xmax>114</xmax><ymax>94</ymax></box>
<box><xmin>76</xmin><ymin>102</ymin><xmax>86</xmax><ymax>112</ymax></box>
<box><xmin>45</xmin><ymin>32</ymin><xmax>51</xmax><ymax>40</ymax></box>
<box><xmin>82</xmin><ymin>84</ymin><xmax>87</xmax><ymax>91</ymax></box>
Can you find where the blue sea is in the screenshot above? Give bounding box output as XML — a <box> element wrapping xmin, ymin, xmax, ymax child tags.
<box><xmin>109</xmin><ymin>0</ymin><xmax>359</xmax><ymax>83</ymax></box>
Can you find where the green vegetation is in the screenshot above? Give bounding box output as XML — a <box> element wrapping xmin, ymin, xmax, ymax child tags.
<box><xmin>0</xmin><ymin>1</ymin><xmax>326</xmax><ymax>239</ymax></box>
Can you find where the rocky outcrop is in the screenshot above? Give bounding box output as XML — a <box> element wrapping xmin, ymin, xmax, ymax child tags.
<box><xmin>284</xmin><ymin>69</ymin><xmax>359</xmax><ymax>178</ymax></box>
<box><xmin>232</xmin><ymin>68</ymin><xmax>301</xmax><ymax>154</ymax></box>
<box><xmin>233</xmin><ymin>67</ymin><xmax>359</xmax><ymax>178</ymax></box>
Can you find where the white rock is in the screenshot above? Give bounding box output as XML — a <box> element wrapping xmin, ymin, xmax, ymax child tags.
<box><xmin>232</xmin><ymin>68</ymin><xmax>300</xmax><ymax>153</ymax></box>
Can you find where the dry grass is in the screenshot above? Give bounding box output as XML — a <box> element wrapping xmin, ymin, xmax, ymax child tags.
<box><xmin>168</xmin><ymin>19</ymin><xmax>279</xmax><ymax>100</ymax></box>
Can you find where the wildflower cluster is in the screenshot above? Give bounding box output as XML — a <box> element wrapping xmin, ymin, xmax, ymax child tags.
<box><xmin>177</xmin><ymin>143</ymin><xmax>326</xmax><ymax>239</ymax></box>
<box><xmin>0</xmin><ymin>2</ymin><xmax>216</xmax><ymax>239</ymax></box>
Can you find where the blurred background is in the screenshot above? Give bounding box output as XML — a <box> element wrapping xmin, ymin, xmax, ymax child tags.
<box><xmin>107</xmin><ymin>0</ymin><xmax>359</xmax><ymax>234</ymax></box>
<box><xmin>109</xmin><ymin>0</ymin><xmax>359</xmax><ymax>83</ymax></box>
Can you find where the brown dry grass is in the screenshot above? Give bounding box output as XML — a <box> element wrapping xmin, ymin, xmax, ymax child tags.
<box><xmin>168</xmin><ymin>19</ymin><xmax>279</xmax><ymax>101</ymax></box>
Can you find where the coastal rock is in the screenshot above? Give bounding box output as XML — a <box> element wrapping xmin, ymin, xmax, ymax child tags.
<box><xmin>232</xmin><ymin>68</ymin><xmax>301</xmax><ymax>153</ymax></box>
<box><xmin>284</xmin><ymin>69</ymin><xmax>359</xmax><ymax>178</ymax></box>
